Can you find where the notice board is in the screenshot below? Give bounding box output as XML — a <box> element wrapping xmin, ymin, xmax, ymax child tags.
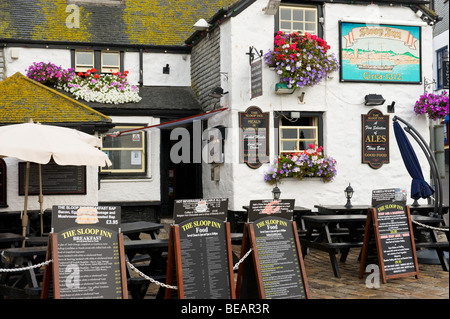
<box><xmin>165</xmin><ymin>198</ymin><xmax>235</xmax><ymax>299</ymax></box>
<box><xmin>360</xmin><ymin>202</ymin><xmax>419</xmax><ymax>283</ymax></box>
<box><xmin>42</xmin><ymin>205</ymin><xmax>127</xmax><ymax>299</ymax></box>
<box><xmin>236</xmin><ymin>201</ymin><xmax>309</xmax><ymax>299</ymax></box>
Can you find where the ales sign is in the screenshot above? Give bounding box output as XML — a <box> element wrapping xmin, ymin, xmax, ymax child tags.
<box><xmin>362</xmin><ymin>109</ymin><xmax>389</xmax><ymax>169</ymax></box>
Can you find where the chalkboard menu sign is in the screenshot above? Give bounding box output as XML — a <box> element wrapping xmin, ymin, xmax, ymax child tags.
<box><xmin>248</xmin><ymin>199</ymin><xmax>294</xmax><ymax>222</ymax></box>
<box><xmin>360</xmin><ymin>203</ymin><xmax>419</xmax><ymax>283</ymax></box>
<box><xmin>0</xmin><ymin>159</ymin><xmax>6</xmax><ymax>207</ymax></box>
<box><xmin>42</xmin><ymin>205</ymin><xmax>127</xmax><ymax>299</ymax></box>
<box><xmin>236</xmin><ymin>215</ymin><xmax>309</xmax><ymax>299</ymax></box>
<box><xmin>362</xmin><ymin>109</ymin><xmax>390</xmax><ymax>169</ymax></box>
<box><xmin>19</xmin><ymin>162</ymin><xmax>86</xmax><ymax>195</ymax></box>
<box><xmin>239</xmin><ymin>106</ymin><xmax>269</xmax><ymax>169</ymax></box>
<box><xmin>165</xmin><ymin>198</ymin><xmax>235</xmax><ymax>299</ymax></box>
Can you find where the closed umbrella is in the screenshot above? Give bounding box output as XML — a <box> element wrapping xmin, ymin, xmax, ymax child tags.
<box><xmin>393</xmin><ymin>121</ymin><xmax>434</xmax><ymax>201</ymax></box>
<box><xmin>0</xmin><ymin>122</ymin><xmax>112</xmax><ymax>240</ymax></box>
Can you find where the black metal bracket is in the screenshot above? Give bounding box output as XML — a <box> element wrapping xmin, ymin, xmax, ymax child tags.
<box><xmin>246</xmin><ymin>46</ymin><xmax>263</xmax><ymax>65</ymax></box>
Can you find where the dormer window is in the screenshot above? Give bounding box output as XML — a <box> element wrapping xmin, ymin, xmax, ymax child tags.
<box><xmin>101</xmin><ymin>51</ymin><xmax>120</xmax><ymax>73</ymax></box>
<box><xmin>75</xmin><ymin>50</ymin><xmax>94</xmax><ymax>72</ymax></box>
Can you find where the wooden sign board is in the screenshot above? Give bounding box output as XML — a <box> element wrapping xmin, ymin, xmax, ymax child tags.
<box><xmin>236</xmin><ymin>215</ymin><xmax>309</xmax><ymax>299</ymax></box>
<box><xmin>41</xmin><ymin>205</ymin><xmax>127</xmax><ymax>299</ymax></box>
<box><xmin>239</xmin><ymin>106</ymin><xmax>269</xmax><ymax>169</ymax></box>
<box><xmin>165</xmin><ymin>199</ymin><xmax>235</xmax><ymax>299</ymax></box>
<box><xmin>360</xmin><ymin>203</ymin><xmax>419</xmax><ymax>283</ymax></box>
<box><xmin>362</xmin><ymin>109</ymin><xmax>390</xmax><ymax>169</ymax></box>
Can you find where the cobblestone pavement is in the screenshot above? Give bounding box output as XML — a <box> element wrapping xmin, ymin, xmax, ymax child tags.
<box><xmin>142</xmin><ymin>244</ymin><xmax>448</xmax><ymax>299</ymax></box>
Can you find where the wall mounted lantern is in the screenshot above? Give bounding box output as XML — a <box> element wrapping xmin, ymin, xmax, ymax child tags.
<box><xmin>193</xmin><ymin>19</ymin><xmax>211</xmax><ymax>31</ymax></box>
<box><xmin>272</xmin><ymin>185</ymin><xmax>281</xmax><ymax>200</ymax></box>
<box><xmin>364</xmin><ymin>94</ymin><xmax>385</xmax><ymax>106</ymax></box>
<box><xmin>209</xmin><ymin>87</ymin><xmax>229</xmax><ymax>98</ymax></box>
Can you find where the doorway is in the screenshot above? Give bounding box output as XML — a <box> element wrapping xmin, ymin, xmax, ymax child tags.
<box><xmin>160</xmin><ymin>124</ymin><xmax>203</xmax><ymax>218</ymax></box>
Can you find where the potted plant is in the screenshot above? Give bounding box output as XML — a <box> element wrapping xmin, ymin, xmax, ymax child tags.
<box><xmin>264</xmin><ymin>144</ymin><xmax>337</xmax><ymax>184</ymax></box>
<box><xmin>264</xmin><ymin>31</ymin><xmax>339</xmax><ymax>92</ymax></box>
<box><xmin>414</xmin><ymin>91</ymin><xmax>449</xmax><ymax>121</ymax></box>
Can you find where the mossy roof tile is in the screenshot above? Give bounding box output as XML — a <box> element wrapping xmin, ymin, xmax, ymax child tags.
<box><xmin>0</xmin><ymin>0</ymin><xmax>240</xmax><ymax>46</ymax></box>
<box><xmin>0</xmin><ymin>72</ymin><xmax>111</xmax><ymax>124</ymax></box>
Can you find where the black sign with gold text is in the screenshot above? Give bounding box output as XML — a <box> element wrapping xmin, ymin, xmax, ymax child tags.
<box><xmin>51</xmin><ymin>205</ymin><xmax>124</xmax><ymax>299</ymax></box>
<box><xmin>239</xmin><ymin>106</ymin><xmax>269</xmax><ymax>169</ymax></box>
<box><xmin>362</xmin><ymin>109</ymin><xmax>390</xmax><ymax>169</ymax></box>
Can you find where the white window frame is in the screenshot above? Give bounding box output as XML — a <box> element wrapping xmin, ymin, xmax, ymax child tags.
<box><xmin>279</xmin><ymin>118</ymin><xmax>319</xmax><ymax>154</ymax></box>
<box><xmin>279</xmin><ymin>5</ymin><xmax>318</xmax><ymax>35</ymax></box>
<box><xmin>75</xmin><ymin>50</ymin><xmax>94</xmax><ymax>72</ymax></box>
<box><xmin>101</xmin><ymin>126</ymin><xmax>146</xmax><ymax>174</ymax></box>
<box><xmin>101</xmin><ymin>51</ymin><xmax>120</xmax><ymax>73</ymax></box>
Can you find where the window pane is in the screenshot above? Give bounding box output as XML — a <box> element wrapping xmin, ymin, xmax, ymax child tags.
<box><xmin>281</xmin><ymin>128</ymin><xmax>298</xmax><ymax>139</ymax></box>
<box><xmin>76</xmin><ymin>51</ymin><xmax>93</xmax><ymax>65</ymax></box>
<box><xmin>305</xmin><ymin>10</ymin><xmax>316</xmax><ymax>22</ymax></box>
<box><xmin>106</xmin><ymin>150</ymin><xmax>144</xmax><ymax>170</ymax></box>
<box><xmin>103</xmin><ymin>132</ymin><xmax>144</xmax><ymax>148</ymax></box>
<box><xmin>102</xmin><ymin>52</ymin><xmax>119</xmax><ymax>67</ymax></box>
<box><xmin>305</xmin><ymin>23</ymin><xmax>316</xmax><ymax>32</ymax></box>
<box><xmin>280</xmin><ymin>8</ymin><xmax>291</xmax><ymax>20</ymax></box>
<box><xmin>299</xmin><ymin>128</ymin><xmax>317</xmax><ymax>139</ymax></box>
<box><xmin>293</xmin><ymin>9</ymin><xmax>303</xmax><ymax>21</ymax></box>
<box><xmin>293</xmin><ymin>22</ymin><xmax>304</xmax><ymax>31</ymax></box>
<box><xmin>280</xmin><ymin>21</ymin><xmax>291</xmax><ymax>30</ymax></box>
<box><xmin>282</xmin><ymin>141</ymin><xmax>297</xmax><ymax>151</ymax></box>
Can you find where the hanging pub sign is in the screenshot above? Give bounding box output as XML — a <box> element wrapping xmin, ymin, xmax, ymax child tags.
<box><xmin>251</xmin><ymin>59</ymin><xmax>263</xmax><ymax>99</ymax></box>
<box><xmin>0</xmin><ymin>159</ymin><xmax>6</xmax><ymax>207</ymax></box>
<box><xmin>339</xmin><ymin>22</ymin><xmax>422</xmax><ymax>84</ymax></box>
<box><xmin>362</xmin><ymin>109</ymin><xmax>390</xmax><ymax>169</ymax></box>
<box><xmin>42</xmin><ymin>205</ymin><xmax>127</xmax><ymax>299</ymax></box>
<box><xmin>239</xmin><ymin>106</ymin><xmax>269</xmax><ymax>169</ymax></box>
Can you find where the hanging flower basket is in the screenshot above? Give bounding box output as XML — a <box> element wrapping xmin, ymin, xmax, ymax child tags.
<box><xmin>264</xmin><ymin>145</ymin><xmax>337</xmax><ymax>185</ymax></box>
<box><xmin>264</xmin><ymin>31</ymin><xmax>339</xmax><ymax>90</ymax></box>
<box><xmin>414</xmin><ymin>91</ymin><xmax>449</xmax><ymax>121</ymax></box>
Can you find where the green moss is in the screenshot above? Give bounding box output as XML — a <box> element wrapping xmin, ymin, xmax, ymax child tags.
<box><xmin>0</xmin><ymin>73</ymin><xmax>110</xmax><ymax>124</ymax></box>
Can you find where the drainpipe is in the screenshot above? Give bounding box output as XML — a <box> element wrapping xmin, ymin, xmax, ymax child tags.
<box><xmin>139</xmin><ymin>48</ymin><xmax>143</xmax><ymax>87</ymax></box>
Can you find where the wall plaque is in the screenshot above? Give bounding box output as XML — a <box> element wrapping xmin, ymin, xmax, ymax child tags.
<box><xmin>362</xmin><ymin>109</ymin><xmax>390</xmax><ymax>169</ymax></box>
<box><xmin>239</xmin><ymin>106</ymin><xmax>269</xmax><ymax>169</ymax></box>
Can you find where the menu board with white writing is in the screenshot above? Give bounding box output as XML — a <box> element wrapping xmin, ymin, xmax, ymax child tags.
<box><xmin>253</xmin><ymin>216</ymin><xmax>307</xmax><ymax>299</ymax></box>
<box><xmin>375</xmin><ymin>203</ymin><xmax>416</xmax><ymax>277</ymax></box>
<box><xmin>51</xmin><ymin>205</ymin><xmax>123</xmax><ymax>299</ymax></box>
<box><xmin>178</xmin><ymin>217</ymin><xmax>231</xmax><ymax>299</ymax></box>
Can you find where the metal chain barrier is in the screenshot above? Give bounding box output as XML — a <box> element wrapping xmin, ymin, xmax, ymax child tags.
<box><xmin>411</xmin><ymin>219</ymin><xmax>449</xmax><ymax>232</ymax></box>
<box><xmin>233</xmin><ymin>248</ymin><xmax>252</xmax><ymax>271</ymax></box>
<box><xmin>0</xmin><ymin>248</ymin><xmax>254</xmax><ymax>290</ymax></box>
<box><xmin>0</xmin><ymin>259</ymin><xmax>52</xmax><ymax>273</ymax></box>
<box><xmin>126</xmin><ymin>261</ymin><xmax>178</xmax><ymax>290</ymax></box>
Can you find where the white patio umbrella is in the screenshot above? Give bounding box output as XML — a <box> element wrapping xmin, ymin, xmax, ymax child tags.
<box><xmin>0</xmin><ymin>122</ymin><xmax>112</xmax><ymax>240</ymax></box>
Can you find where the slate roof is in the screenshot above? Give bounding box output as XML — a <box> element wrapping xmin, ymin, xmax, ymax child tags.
<box><xmin>65</xmin><ymin>86</ymin><xmax>203</xmax><ymax>117</ymax></box>
<box><xmin>0</xmin><ymin>72</ymin><xmax>112</xmax><ymax>125</ymax></box>
<box><xmin>0</xmin><ymin>0</ymin><xmax>240</xmax><ymax>47</ymax></box>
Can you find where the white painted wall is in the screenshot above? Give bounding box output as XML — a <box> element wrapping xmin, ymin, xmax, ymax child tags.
<box><xmin>203</xmin><ymin>2</ymin><xmax>434</xmax><ymax>212</ymax></box>
<box><xmin>98</xmin><ymin>116</ymin><xmax>161</xmax><ymax>203</ymax></box>
<box><xmin>0</xmin><ymin>157</ymin><xmax>99</xmax><ymax>212</ymax></box>
<box><xmin>3</xmin><ymin>47</ymin><xmax>71</xmax><ymax>77</ymax></box>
